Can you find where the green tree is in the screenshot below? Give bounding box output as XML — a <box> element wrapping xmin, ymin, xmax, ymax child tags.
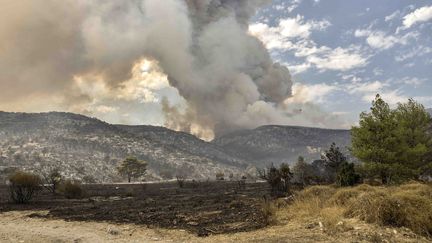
<box><xmin>292</xmin><ymin>156</ymin><xmax>314</xmax><ymax>186</ymax></box>
<box><xmin>394</xmin><ymin>99</ymin><xmax>432</xmax><ymax>170</ymax></box>
<box><xmin>351</xmin><ymin>95</ymin><xmax>432</xmax><ymax>184</ymax></box>
<box><xmin>279</xmin><ymin>163</ymin><xmax>293</xmax><ymax>192</ymax></box>
<box><xmin>117</xmin><ymin>157</ymin><xmax>147</xmax><ymax>183</ymax></box>
<box><xmin>337</xmin><ymin>162</ymin><xmax>360</xmax><ymax>187</ymax></box>
<box><xmin>321</xmin><ymin>143</ymin><xmax>347</xmax><ymax>183</ymax></box>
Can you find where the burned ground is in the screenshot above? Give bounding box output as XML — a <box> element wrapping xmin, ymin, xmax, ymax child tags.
<box><xmin>0</xmin><ymin>181</ymin><xmax>270</xmax><ymax>237</ymax></box>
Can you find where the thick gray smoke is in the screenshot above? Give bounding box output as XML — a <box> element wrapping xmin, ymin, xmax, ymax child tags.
<box><xmin>0</xmin><ymin>0</ymin><xmax>340</xmax><ymax>139</ymax></box>
<box><xmin>162</xmin><ymin>0</ymin><xmax>294</xmax><ymax>137</ymax></box>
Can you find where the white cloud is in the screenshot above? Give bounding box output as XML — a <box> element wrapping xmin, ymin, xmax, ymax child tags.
<box><xmin>307</xmin><ymin>46</ymin><xmax>369</xmax><ymax>71</ymax></box>
<box><xmin>399</xmin><ymin>77</ymin><xmax>426</xmax><ymax>86</ymax></box>
<box><xmin>286</xmin><ymin>0</ymin><xmax>302</xmax><ymax>13</ymax></box>
<box><xmin>354</xmin><ymin>29</ymin><xmax>418</xmax><ymax>50</ymax></box>
<box><xmin>395</xmin><ymin>45</ymin><xmax>432</xmax><ymax>62</ymax></box>
<box><xmin>403</xmin><ymin>5</ymin><xmax>432</xmax><ymax>28</ymax></box>
<box><xmin>250</xmin><ymin>19</ymin><xmax>368</xmax><ymax>72</ymax></box>
<box><xmin>291</xmin><ymin>40</ymin><xmax>331</xmax><ymax>57</ymax></box>
<box><xmin>364</xmin><ymin>90</ymin><xmax>407</xmax><ymax>105</ymax></box>
<box><xmin>250</xmin><ymin>15</ymin><xmax>331</xmax><ymax>44</ymax></box>
<box><xmin>385</xmin><ymin>10</ymin><xmax>400</xmax><ymax>22</ymax></box>
<box><xmin>341</xmin><ymin>74</ymin><xmax>362</xmax><ymax>83</ymax></box>
<box><xmin>285</xmin><ymin>83</ymin><xmax>338</xmax><ymax>104</ymax></box>
<box><xmin>257</xmin><ymin>12</ymin><xmax>383</xmax><ymax>74</ymax></box>
<box><xmin>348</xmin><ymin>80</ymin><xmax>385</xmax><ymax>94</ymax></box>
<box><xmin>345</xmin><ymin>77</ymin><xmax>426</xmax><ymax>106</ymax></box>
<box><xmin>373</xmin><ymin>67</ymin><xmax>383</xmax><ymax>76</ymax></box>
<box><xmin>285</xmin><ymin>62</ymin><xmax>312</xmax><ymax>74</ymax></box>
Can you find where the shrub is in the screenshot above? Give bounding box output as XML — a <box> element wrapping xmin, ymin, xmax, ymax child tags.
<box><xmin>40</xmin><ymin>167</ymin><xmax>63</xmax><ymax>194</ymax></box>
<box><xmin>319</xmin><ymin>206</ymin><xmax>349</xmax><ymax>234</ymax></box>
<box><xmin>328</xmin><ymin>184</ymin><xmax>376</xmax><ymax>206</ymax></box>
<box><xmin>336</xmin><ymin>162</ymin><xmax>360</xmax><ymax>187</ymax></box>
<box><xmin>282</xmin><ymin>183</ymin><xmax>432</xmax><ymax>237</ymax></box>
<box><xmin>216</xmin><ymin>172</ymin><xmax>224</xmax><ymax>181</ymax></box>
<box><xmin>292</xmin><ymin>156</ymin><xmax>315</xmax><ymax>186</ymax></box>
<box><xmin>346</xmin><ymin>185</ymin><xmax>432</xmax><ymax>236</ymax></box>
<box><xmin>176</xmin><ymin>176</ymin><xmax>185</xmax><ymax>188</ymax></box>
<box><xmin>8</xmin><ymin>171</ymin><xmax>42</xmax><ymax>204</ymax></box>
<box><xmin>299</xmin><ymin>185</ymin><xmax>336</xmax><ymax>202</ymax></box>
<box><xmin>60</xmin><ymin>180</ymin><xmax>84</xmax><ymax>199</ymax></box>
<box><xmin>286</xmin><ymin>186</ymin><xmax>336</xmax><ymax>218</ymax></box>
<box><xmin>258</xmin><ymin>163</ymin><xmax>293</xmax><ymax>196</ymax></box>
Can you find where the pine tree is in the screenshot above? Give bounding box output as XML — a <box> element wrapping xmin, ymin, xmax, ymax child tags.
<box><xmin>351</xmin><ymin>95</ymin><xmax>432</xmax><ymax>184</ymax></box>
<box><xmin>117</xmin><ymin>156</ymin><xmax>147</xmax><ymax>183</ymax></box>
<box><xmin>321</xmin><ymin>143</ymin><xmax>347</xmax><ymax>183</ymax></box>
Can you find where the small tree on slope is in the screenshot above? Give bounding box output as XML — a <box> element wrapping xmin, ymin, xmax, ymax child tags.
<box><xmin>117</xmin><ymin>157</ymin><xmax>147</xmax><ymax>183</ymax></box>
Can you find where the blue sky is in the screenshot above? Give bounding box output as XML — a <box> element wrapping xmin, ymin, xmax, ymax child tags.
<box><xmin>250</xmin><ymin>0</ymin><xmax>432</xmax><ymax>125</ymax></box>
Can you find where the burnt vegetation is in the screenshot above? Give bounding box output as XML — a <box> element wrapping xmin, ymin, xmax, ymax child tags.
<box><xmin>0</xmin><ymin>96</ymin><xmax>431</xmax><ymax>239</ymax></box>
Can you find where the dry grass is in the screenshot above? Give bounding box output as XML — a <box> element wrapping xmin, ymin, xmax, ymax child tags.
<box><xmin>260</xmin><ymin>198</ymin><xmax>278</xmax><ymax>225</ymax></box>
<box><xmin>279</xmin><ymin>182</ymin><xmax>432</xmax><ymax>238</ymax></box>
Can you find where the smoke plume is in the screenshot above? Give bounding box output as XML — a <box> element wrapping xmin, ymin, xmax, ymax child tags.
<box><xmin>0</xmin><ymin>0</ymin><xmax>341</xmax><ymax>140</ymax></box>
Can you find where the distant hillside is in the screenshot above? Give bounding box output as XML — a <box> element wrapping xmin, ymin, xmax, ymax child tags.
<box><xmin>427</xmin><ymin>108</ymin><xmax>432</xmax><ymax>116</ymax></box>
<box><xmin>116</xmin><ymin>125</ymin><xmax>247</xmax><ymax>168</ymax></box>
<box><xmin>213</xmin><ymin>125</ymin><xmax>351</xmax><ymax>166</ymax></box>
<box><xmin>0</xmin><ymin>112</ymin><xmax>247</xmax><ymax>183</ymax></box>
<box><xmin>0</xmin><ymin>111</ymin><xmax>355</xmax><ymax>183</ymax></box>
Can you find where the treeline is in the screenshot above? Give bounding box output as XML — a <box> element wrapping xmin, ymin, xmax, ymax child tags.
<box><xmin>260</xmin><ymin>94</ymin><xmax>432</xmax><ymax>195</ymax></box>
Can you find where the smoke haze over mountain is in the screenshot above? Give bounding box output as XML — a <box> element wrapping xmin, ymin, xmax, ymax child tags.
<box><xmin>0</xmin><ymin>0</ymin><xmax>344</xmax><ymax>139</ymax></box>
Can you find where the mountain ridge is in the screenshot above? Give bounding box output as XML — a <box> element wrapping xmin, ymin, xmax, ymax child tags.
<box><xmin>0</xmin><ymin>111</ymin><xmax>354</xmax><ymax>182</ymax></box>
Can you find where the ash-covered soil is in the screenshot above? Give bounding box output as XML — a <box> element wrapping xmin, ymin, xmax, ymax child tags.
<box><xmin>0</xmin><ymin>181</ymin><xmax>270</xmax><ymax>237</ymax></box>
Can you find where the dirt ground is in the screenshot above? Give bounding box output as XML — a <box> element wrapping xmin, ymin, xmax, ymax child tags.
<box><xmin>0</xmin><ymin>182</ymin><xmax>270</xmax><ymax>236</ymax></box>
<box><xmin>1</xmin><ymin>210</ymin><xmax>430</xmax><ymax>243</ymax></box>
<box><xmin>0</xmin><ymin>182</ymin><xmax>430</xmax><ymax>242</ymax></box>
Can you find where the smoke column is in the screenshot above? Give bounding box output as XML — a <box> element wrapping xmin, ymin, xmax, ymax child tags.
<box><xmin>0</xmin><ymin>0</ymin><xmax>340</xmax><ymax>140</ymax></box>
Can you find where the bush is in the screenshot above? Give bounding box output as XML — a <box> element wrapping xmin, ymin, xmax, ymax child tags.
<box><xmin>346</xmin><ymin>183</ymin><xmax>432</xmax><ymax>236</ymax></box>
<box><xmin>176</xmin><ymin>176</ymin><xmax>185</xmax><ymax>188</ymax></box>
<box><xmin>328</xmin><ymin>184</ymin><xmax>375</xmax><ymax>206</ymax></box>
<box><xmin>8</xmin><ymin>171</ymin><xmax>42</xmax><ymax>204</ymax></box>
<box><xmin>282</xmin><ymin>182</ymin><xmax>432</xmax><ymax>237</ymax></box>
<box><xmin>337</xmin><ymin>162</ymin><xmax>360</xmax><ymax>187</ymax></box>
<box><xmin>258</xmin><ymin>163</ymin><xmax>293</xmax><ymax>196</ymax></box>
<box><xmin>216</xmin><ymin>172</ymin><xmax>224</xmax><ymax>181</ymax></box>
<box><xmin>60</xmin><ymin>180</ymin><xmax>84</xmax><ymax>199</ymax></box>
<box><xmin>40</xmin><ymin>167</ymin><xmax>63</xmax><ymax>194</ymax></box>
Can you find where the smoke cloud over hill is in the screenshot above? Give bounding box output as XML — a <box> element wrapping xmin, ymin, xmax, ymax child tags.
<box><xmin>0</xmin><ymin>0</ymin><xmax>341</xmax><ymax>139</ymax></box>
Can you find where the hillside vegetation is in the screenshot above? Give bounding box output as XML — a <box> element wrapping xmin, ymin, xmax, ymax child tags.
<box><xmin>0</xmin><ymin>111</ymin><xmax>351</xmax><ymax>183</ymax></box>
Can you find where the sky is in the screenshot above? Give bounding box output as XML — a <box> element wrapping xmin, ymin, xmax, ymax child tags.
<box><xmin>250</xmin><ymin>0</ymin><xmax>432</xmax><ymax>126</ymax></box>
<box><xmin>0</xmin><ymin>0</ymin><xmax>431</xmax><ymax>137</ymax></box>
